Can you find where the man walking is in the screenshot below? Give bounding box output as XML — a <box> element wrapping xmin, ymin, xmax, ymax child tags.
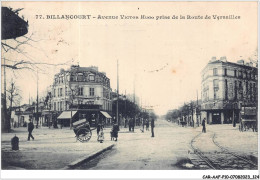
<box><xmin>142</xmin><ymin>118</ymin><xmax>145</xmax><ymax>132</ymax></box>
<box><xmin>129</xmin><ymin>118</ymin><xmax>132</xmax><ymax>132</ymax></box>
<box><xmin>124</xmin><ymin>117</ymin><xmax>127</xmax><ymax>128</ymax></box>
<box><xmin>28</xmin><ymin>119</ymin><xmax>35</xmax><ymax>141</ymax></box>
<box><xmin>146</xmin><ymin>119</ymin><xmax>149</xmax><ymax>131</ymax></box>
<box><xmin>132</xmin><ymin>118</ymin><xmax>135</xmax><ymax>132</ymax></box>
<box><xmin>202</xmin><ymin>118</ymin><xmax>206</xmax><ymax>133</ymax></box>
<box><xmin>151</xmin><ymin>118</ymin><xmax>155</xmax><ymax>137</ymax></box>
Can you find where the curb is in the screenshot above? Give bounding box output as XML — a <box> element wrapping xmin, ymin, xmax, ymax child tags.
<box><xmin>61</xmin><ymin>144</ymin><xmax>115</xmax><ymax>170</ymax></box>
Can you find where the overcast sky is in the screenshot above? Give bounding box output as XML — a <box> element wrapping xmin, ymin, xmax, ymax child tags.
<box><xmin>2</xmin><ymin>2</ymin><xmax>257</xmax><ymax>115</ymax></box>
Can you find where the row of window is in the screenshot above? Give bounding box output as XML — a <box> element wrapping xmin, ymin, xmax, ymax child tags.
<box><xmin>69</xmin><ymin>74</ymin><xmax>95</xmax><ymax>82</ymax></box>
<box><xmin>53</xmin><ymin>101</ymin><xmax>65</xmax><ymax>111</ymax></box>
<box><xmin>213</xmin><ymin>68</ymin><xmax>256</xmax><ymax>80</ymax></box>
<box><xmin>203</xmin><ymin>79</ymin><xmax>257</xmax><ymax>101</ymax></box>
<box><xmin>224</xmin><ymin>80</ymin><xmax>256</xmax><ymax>101</ymax></box>
<box><xmin>52</xmin><ymin>100</ymin><xmax>112</xmax><ymax>112</ymax></box>
<box><xmin>53</xmin><ymin>88</ymin><xmax>64</xmax><ymax>97</ymax></box>
<box><xmin>53</xmin><ymin>87</ymin><xmax>96</xmax><ymax>97</ymax></box>
<box><xmin>55</xmin><ymin>73</ymin><xmax>110</xmax><ymax>85</ymax></box>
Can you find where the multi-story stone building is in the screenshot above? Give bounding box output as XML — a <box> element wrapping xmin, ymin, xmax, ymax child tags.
<box><xmin>201</xmin><ymin>57</ymin><xmax>257</xmax><ymax>124</ymax></box>
<box><xmin>52</xmin><ymin>65</ymin><xmax>112</xmax><ymax>127</ymax></box>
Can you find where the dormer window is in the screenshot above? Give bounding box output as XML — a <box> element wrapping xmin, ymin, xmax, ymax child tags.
<box><xmin>70</xmin><ymin>74</ymin><xmax>77</xmax><ymax>81</ymax></box>
<box><xmin>89</xmin><ymin>74</ymin><xmax>95</xmax><ymax>81</ymax></box>
<box><xmin>77</xmin><ymin>73</ymin><xmax>83</xmax><ymax>81</ymax></box>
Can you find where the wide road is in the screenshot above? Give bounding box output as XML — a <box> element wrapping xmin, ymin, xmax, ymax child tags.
<box><xmin>76</xmin><ymin>119</ymin><xmax>196</xmax><ymax>170</ymax></box>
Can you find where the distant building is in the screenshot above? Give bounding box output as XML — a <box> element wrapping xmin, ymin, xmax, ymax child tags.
<box><xmin>11</xmin><ymin>102</ymin><xmax>47</xmax><ymax>127</ymax></box>
<box><xmin>51</xmin><ymin>65</ymin><xmax>112</xmax><ymax>127</ymax></box>
<box><xmin>201</xmin><ymin>56</ymin><xmax>257</xmax><ymax>124</ymax></box>
<box><xmin>11</xmin><ymin>104</ymin><xmax>33</xmax><ymax>127</ymax></box>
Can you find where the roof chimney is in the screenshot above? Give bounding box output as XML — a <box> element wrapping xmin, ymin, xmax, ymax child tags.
<box><xmin>237</xmin><ymin>59</ymin><xmax>244</xmax><ymax>65</ymax></box>
<box><xmin>210</xmin><ymin>56</ymin><xmax>217</xmax><ymax>62</ymax></box>
<box><xmin>90</xmin><ymin>66</ymin><xmax>98</xmax><ymax>71</ymax></box>
<box><xmin>220</xmin><ymin>56</ymin><xmax>227</xmax><ymax>62</ymax></box>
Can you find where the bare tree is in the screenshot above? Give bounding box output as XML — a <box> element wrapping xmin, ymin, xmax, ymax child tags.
<box><xmin>6</xmin><ymin>80</ymin><xmax>22</xmax><ymax>130</ymax></box>
<box><xmin>1</xmin><ymin>7</ymin><xmax>73</xmax><ymax>132</ymax></box>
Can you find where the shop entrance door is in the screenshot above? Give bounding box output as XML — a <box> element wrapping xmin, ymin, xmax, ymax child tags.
<box><xmin>212</xmin><ymin>112</ymin><xmax>221</xmax><ymax>124</ymax></box>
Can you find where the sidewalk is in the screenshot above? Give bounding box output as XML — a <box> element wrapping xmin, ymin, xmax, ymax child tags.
<box><xmin>173</xmin><ymin>122</ymin><xmax>258</xmax><ymax>158</ymax></box>
<box><xmin>211</xmin><ymin>124</ymin><xmax>258</xmax><ymax>158</ymax></box>
<box><xmin>1</xmin><ymin>126</ymin><xmax>115</xmax><ymax>170</ymax></box>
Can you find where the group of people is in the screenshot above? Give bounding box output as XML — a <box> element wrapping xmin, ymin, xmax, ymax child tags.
<box><xmin>96</xmin><ymin>118</ymin><xmax>156</xmax><ymax>142</ymax></box>
<box><xmin>141</xmin><ymin>118</ymin><xmax>155</xmax><ymax>137</ymax></box>
<box><xmin>97</xmin><ymin>122</ymin><xmax>119</xmax><ymax>142</ymax></box>
<box><xmin>26</xmin><ymin>117</ymin><xmax>156</xmax><ymax>143</ymax></box>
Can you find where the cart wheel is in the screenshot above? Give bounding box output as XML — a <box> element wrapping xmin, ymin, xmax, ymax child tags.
<box><xmin>77</xmin><ymin>128</ymin><xmax>92</xmax><ymax>142</ymax></box>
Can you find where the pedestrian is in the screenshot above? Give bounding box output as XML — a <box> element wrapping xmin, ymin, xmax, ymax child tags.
<box><xmin>129</xmin><ymin>118</ymin><xmax>132</xmax><ymax>132</ymax></box>
<box><xmin>202</xmin><ymin>118</ymin><xmax>206</xmax><ymax>133</ymax></box>
<box><xmin>111</xmin><ymin>123</ymin><xmax>119</xmax><ymax>141</ymax></box>
<box><xmin>233</xmin><ymin>117</ymin><xmax>236</xmax><ymax>127</ymax></box>
<box><xmin>97</xmin><ymin>126</ymin><xmax>104</xmax><ymax>143</ymax></box>
<box><xmin>14</xmin><ymin>121</ymin><xmax>17</xmax><ymax>128</ymax></box>
<box><xmin>132</xmin><ymin>118</ymin><xmax>135</xmax><ymax>132</ymax></box>
<box><xmin>142</xmin><ymin>118</ymin><xmax>145</xmax><ymax>132</ymax></box>
<box><xmin>124</xmin><ymin>117</ymin><xmax>127</xmax><ymax>128</ymax></box>
<box><xmin>97</xmin><ymin>123</ymin><xmax>102</xmax><ymax>136</ymax></box>
<box><xmin>27</xmin><ymin>119</ymin><xmax>35</xmax><ymax>141</ymax></box>
<box><xmin>146</xmin><ymin>119</ymin><xmax>149</xmax><ymax>131</ymax></box>
<box><xmin>151</xmin><ymin>118</ymin><xmax>155</xmax><ymax>137</ymax></box>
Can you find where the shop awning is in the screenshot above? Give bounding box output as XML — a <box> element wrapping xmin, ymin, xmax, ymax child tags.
<box><xmin>57</xmin><ymin>111</ymin><xmax>77</xmax><ymax>119</ymax></box>
<box><xmin>100</xmin><ymin>111</ymin><xmax>112</xmax><ymax>118</ymax></box>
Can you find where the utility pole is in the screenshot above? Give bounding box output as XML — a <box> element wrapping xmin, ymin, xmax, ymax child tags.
<box><xmin>49</xmin><ymin>91</ymin><xmax>51</xmax><ymax>129</ymax></box>
<box><xmin>2</xmin><ymin>57</ymin><xmax>8</xmax><ymax>132</ymax></box>
<box><xmin>125</xmin><ymin>90</ymin><xmax>127</xmax><ymax>118</ymax></box>
<box><xmin>133</xmin><ymin>73</ymin><xmax>136</xmax><ymax>126</ymax></box>
<box><xmin>196</xmin><ymin>90</ymin><xmax>199</xmax><ymax>127</ymax></box>
<box><xmin>36</xmin><ymin>70</ymin><xmax>39</xmax><ymax>128</ymax></box>
<box><xmin>191</xmin><ymin>102</ymin><xmax>194</xmax><ymax>127</ymax></box>
<box><xmin>116</xmin><ymin>60</ymin><xmax>119</xmax><ymax>125</ymax></box>
<box><xmin>18</xmin><ymin>101</ymin><xmax>20</xmax><ymax>127</ymax></box>
<box><xmin>133</xmin><ymin>73</ymin><xmax>136</xmax><ymax>104</ymax></box>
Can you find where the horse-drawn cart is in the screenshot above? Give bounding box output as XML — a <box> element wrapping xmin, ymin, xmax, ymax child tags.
<box><xmin>72</xmin><ymin>119</ymin><xmax>95</xmax><ymax>142</ymax></box>
<box><xmin>239</xmin><ymin>119</ymin><xmax>257</xmax><ymax>132</ymax></box>
<box><xmin>239</xmin><ymin>106</ymin><xmax>257</xmax><ymax>132</ymax></box>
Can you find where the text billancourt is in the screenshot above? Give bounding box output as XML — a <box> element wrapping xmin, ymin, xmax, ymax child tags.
<box><xmin>46</xmin><ymin>15</ymin><xmax>240</xmax><ymax>20</ymax></box>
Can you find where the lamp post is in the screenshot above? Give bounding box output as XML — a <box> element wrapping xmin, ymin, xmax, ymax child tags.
<box><xmin>116</xmin><ymin>60</ymin><xmax>119</xmax><ymax>125</ymax></box>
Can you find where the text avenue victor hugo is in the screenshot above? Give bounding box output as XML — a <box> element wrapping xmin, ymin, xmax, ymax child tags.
<box><xmin>35</xmin><ymin>14</ymin><xmax>241</xmax><ymax>20</ymax></box>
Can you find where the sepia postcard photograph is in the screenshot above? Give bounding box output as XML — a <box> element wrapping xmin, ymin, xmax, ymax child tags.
<box><xmin>1</xmin><ymin>1</ymin><xmax>259</xmax><ymax>179</ymax></box>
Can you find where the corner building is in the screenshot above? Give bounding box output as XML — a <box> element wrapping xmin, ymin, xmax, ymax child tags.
<box><xmin>51</xmin><ymin>65</ymin><xmax>112</xmax><ymax>127</ymax></box>
<box><xmin>201</xmin><ymin>57</ymin><xmax>257</xmax><ymax>124</ymax></box>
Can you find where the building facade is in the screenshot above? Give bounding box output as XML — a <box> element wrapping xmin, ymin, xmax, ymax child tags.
<box><xmin>51</xmin><ymin>65</ymin><xmax>112</xmax><ymax>126</ymax></box>
<box><xmin>201</xmin><ymin>57</ymin><xmax>257</xmax><ymax>124</ymax></box>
